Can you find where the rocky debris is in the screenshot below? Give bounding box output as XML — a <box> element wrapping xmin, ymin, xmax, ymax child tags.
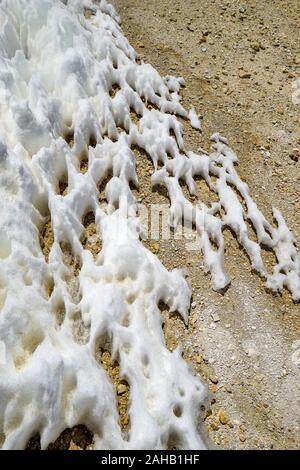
<box><xmin>209</xmin><ymin>374</ymin><xmax>219</xmax><ymax>384</ymax></box>
<box><xmin>218</xmin><ymin>409</ymin><xmax>229</xmax><ymax>425</ymax></box>
<box><xmin>196</xmin><ymin>355</ymin><xmax>203</xmax><ymax>364</ymax></box>
<box><xmin>238</xmin><ymin>70</ymin><xmax>251</xmax><ymax>79</ymax></box>
<box><xmin>250</xmin><ymin>41</ymin><xmax>260</xmax><ymax>52</ymax></box>
<box><xmin>117</xmin><ymin>384</ymin><xmax>127</xmax><ymax>395</ymax></box>
<box><xmin>211</xmin><ymin>312</ymin><xmax>220</xmax><ymax>322</ymax></box>
<box><xmin>289</xmin><ymin>148</ymin><xmax>299</xmax><ymax>162</ymax></box>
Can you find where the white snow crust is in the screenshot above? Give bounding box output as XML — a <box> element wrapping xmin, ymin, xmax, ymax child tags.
<box><xmin>0</xmin><ymin>0</ymin><xmax>299</xmax><ymax>450</ymax></box>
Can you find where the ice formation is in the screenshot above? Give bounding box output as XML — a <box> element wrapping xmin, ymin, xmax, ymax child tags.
<box><xmin>0</xmin><ymin>0</ymin><xmax>299</xmax><ymax>451</ymax></box>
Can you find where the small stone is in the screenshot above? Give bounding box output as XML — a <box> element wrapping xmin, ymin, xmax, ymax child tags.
<box><xmin>151</xmin><ymin>242</ymin><xmax>160</xmax><ymax>253</ymax></box>
<box><xmin>196</xmin><ymin>355</ymin><xmax>202</xmax><ymax>364</ymax></box>
<box><xmin>209</xmin><ymin>374</ymin><xmax>219</xmax><ymax>384</ymax></box>
<box><xmin>250</xmin><ymin>42</ymin><xmax>260</xmax><ymax>52</ymax></box>
<box><xmin>289</xmin><ymin>148</ymin><xmax>299</xmax><ymax>162</ymax></box>
<box><xmin>218</xmin><ymin>409</ymin><xmax>228</xmax><ymax>425</ymax></box>
<box><xmin>239</xmin><ymin>432</ymin><xmax>246</xmax><ymax>442</ymax></box>
<box><xmin>117</xmin><ymin>384</ymin><xmax>127</xmax><ymax>395</ymax></box>
<box><xmin>211</xmin><ymin>312</ymin><xmax>220</xmax><ymax>322</ymax></box>
<box><xmin>210</xmin><ymin>422</ymin><xmax>219</xmax><ymax>431</ymax></box>
<box><xmin>191</xmin><ymin>301</ymin><xmax>197</xmax><ymax>309</ymax></box>
<box><xmin>238</xmin><ymin>70</ymin><xmax>251</xmax><ymax>79</ymax></box>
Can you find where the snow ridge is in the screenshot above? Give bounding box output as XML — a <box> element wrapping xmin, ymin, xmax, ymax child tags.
<box><xmin>0</xmin><ymin>0</ymin><xmax>299</xmax><ymax>450</ymax></box>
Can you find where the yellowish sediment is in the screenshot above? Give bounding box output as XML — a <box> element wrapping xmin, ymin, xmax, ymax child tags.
<box><xmin>96</xmin><ymin>348</ymin><xmax>130</xmax><ymax>431</ymax></box>
<box><xmin>40</xmin><ymin>220</ymin><xmax>54</xmax><ymax>262</ymax></box>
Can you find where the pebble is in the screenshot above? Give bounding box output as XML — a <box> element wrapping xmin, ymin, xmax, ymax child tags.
<box><xmin>196</xmin><ymin>355</ymin><xmax>202</xmax><ymax>364</ymax></box>
<box><xmin>289</xmin><ymin>148</ymin><xmax>299</xmax><ymax>162</ymax></box>
<box><xmin>238</xmin><ymin>70</ymin><xmax>251</xmax><ymax>79</ymax></box>
<box><xmin>250</xmin><ymin>42</ymin><xmax>260</xmax><ymax>52</ymax></box>
<box><xmin>117</xmin><ymin>384</ymin><xmax>127</xmax><ymax>395</ymax></box>
<box><xmin>211</xmin><ymin>312</ymin><xmax>220</xmax><ymax>322</ymax></box>
<box><xmin>218</xmin><ymin>409</ymin><xmax>228</xmax><ymax>425</ymax></box>
<box><xmin>210</xmin><ymin>422</ymin><xmax>219</xmax><ymax>431</ymax></box>
<box><xmin>151</xmin><ymin>242</ymin><xmax>160</xmax><ymax>253</ymax></box>
<box><xmin>209</xmin><ymin>374</ymin><xmax>219</xmax><ymax>384</ymax></box>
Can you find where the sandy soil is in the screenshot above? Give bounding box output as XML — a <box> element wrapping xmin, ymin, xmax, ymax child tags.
<box><xmin>111</xmin><ymin>0</ymin><xmax>300</xmax><ymax>450</ymax></box>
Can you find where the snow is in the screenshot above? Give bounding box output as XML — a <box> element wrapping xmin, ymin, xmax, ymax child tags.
<box><xmin>188</xmin><ymin>107</ymin><xmax>201</xmax><ymax>130</ymax></box>
<box><xmin>0</xmin><ymin>0</ymin><xmax>299</xmax><ymax>451</ymax></box>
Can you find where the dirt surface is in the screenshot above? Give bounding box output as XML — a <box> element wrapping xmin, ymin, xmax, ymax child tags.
<box><xmin>111</xmin><ymin>0</ymin><xmax>300</xmax><ymax>450</ymax></box>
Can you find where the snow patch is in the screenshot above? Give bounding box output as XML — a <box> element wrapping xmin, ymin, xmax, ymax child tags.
<box><xmin>0</xmin><ymin>0</ymin><xmax>299</xmax><ymax>451</ymax></box>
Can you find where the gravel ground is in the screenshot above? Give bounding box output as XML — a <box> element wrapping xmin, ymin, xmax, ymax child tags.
<box><xmin>111</xmin><ymin>0</ymin><xmax>300</xmax><ymax>450</ymax></box>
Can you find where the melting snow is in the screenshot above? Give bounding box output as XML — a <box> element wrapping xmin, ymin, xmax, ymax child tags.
<box><xmin>0</xmin><ymin>0</ymin><xmax>299</xmax><ymax>450</ymax></box>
